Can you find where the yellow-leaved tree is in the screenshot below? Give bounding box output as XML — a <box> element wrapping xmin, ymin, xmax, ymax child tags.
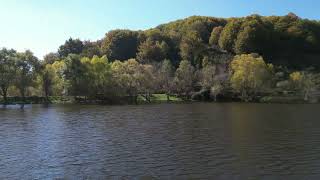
<box><xmin>230</xmin><ymin>54</ymin><xmax>274</xmax><ymax>101</ymax></box>
<box><xmin>289</xmin><ymin>71</ymin><xmax>316</xmax><ymax>101</ymax></box>
<box><xmin>39</xmin><ymin>60</ymin><xmax>66</xmax><ymax>100</ymax></box>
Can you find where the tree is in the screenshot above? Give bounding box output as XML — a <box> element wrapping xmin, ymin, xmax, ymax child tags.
<box><xmin>218</xmin><ymin>19</ymin><xmax>242</xmax><ymax>52</ymax></box>
<box><xmin>180</xmin><ymin>31</ymin><xmax>205</xmax><ymax>67</ymax></box>
<box><xmin>39</xmin><ymin>64</ymin><xmax>56</xmax><ymax>101</ymax></box>
<box><xmin>173</xmin><ymin>60</ymin><xmax>195</xmax><ymax>97</ymax></box>
<box><xmin>136</xmin><ymin>64</ymin><xmax>156</xmax><ymax>102</ymax></box>
<box><xmin>101</xmin><ymin>30</ymin><xmax>139</xmax><ymax>61</ymax></box>
<box><xmin>230</xmin><ymin>54</ymin><xmax>274</xmax><ymax>101</ymax></box>
<box><xmin>198</xmin><ymin>61</ymin><xmax>226</xmax><ymax>101</ymax></box>
<box><xmin>187</xmin><ymin>20</ymin><xmax>211</xmax><ymax>43</ymax></box>
<box><xmin>38</xmin><ymin>59</ymin><xmax>66</xmax><ymax>100</ymax></box>
<box><xmin>63</xmin><ymin>54</ymin><xmax>89</xmax><ymax>96</ymax></box>
<box><xmin>210</xmin><ymin>83</ymin><xmax>223</xmax><ymax>101</ymax></box>
<box><xmin>136</xmin><ymin>38</ymin><xmax>169</xmax><ymax>64</ymax></box>
<box><xmin>81</xmin><ymin>40</ymin><xmax>102</xmax><ymax>58</ymax></box>
<box><xmin>0</xmin><ymin>48</ymin><xmax>17</xmax><ymax>104</ymax></box>
<box><xmin>111</xmin><ymin>59</ymin><xmax>156</xmax><ymax>103</ymax></box>
<box><xmin>58</xmin><ymin>38</ymin><xmax>84</xmax><ymax>58</ymax></box>
<box><xmin>234</xmin><ymin>15</ymin><xmax>271</xmax><ymax>54</ymax></box>
<box><xmin>15</xmin><ymin>50</ymin><xmax>40</xmax><ymax>102</ymax></box>
<box><xmin>51</xmin><ymin>61</ymin><xmax>66</xmax><ymax>96</ymax></box>
<box><xmin>143</xmin><ymin>29</ymin><xmax>167</xmax><ymax>42</ymax></box>
<box><xmin>43</xmin><ymin>52</ymin><xmax>60</xmax><ymax>65</ymax></box>
<box><xmin>82</xmin><ymin>55</ymin><xmax>113</xmax><ymax>97</ymax></box>
<box><xmin>49</xmin><ymin>55</ymin><xmax>113</xmax><ymax>100</ymax></box>
<box><xmin>200</xmin><ymin>63</ymin><xmax>217</xmax><ymax>90</ymax></box>
<box><xmin>289</xmin><ymin>71</ymin><xmax>316</xmax><ymax>101</ymax></box>
<box><xmin>209</xmin><ymin>26</ymin><xmax>223</xmax><ymax>46</ymax></box>
<box><xmin>158</xmin><ymin>59</ymin><xmax>174</xmax><ymax>101</ymax></box>
<box><xmin>111</xmin><ymin>59</ymin><xmax>141</xmax><ymax>103</ymax></box>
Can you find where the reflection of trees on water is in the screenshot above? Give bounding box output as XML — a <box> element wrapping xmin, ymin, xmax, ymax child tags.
<box><xmin>229</xmin><ymin>104</ymin><xmax>319</xmax><ymax>178</ymax></box>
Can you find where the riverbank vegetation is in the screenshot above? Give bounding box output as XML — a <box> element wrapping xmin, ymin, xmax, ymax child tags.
<box><xmin>1</xmin><ymin>13</ymin><xmax>320</xmax><ymax>105</ymax></box>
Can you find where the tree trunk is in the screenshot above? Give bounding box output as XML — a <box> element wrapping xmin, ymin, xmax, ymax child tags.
<box><xmin>20</xmin><ymin>90</ymin><xmax>25</xmax><ymax>109</ymax></box>
<box><xmin>241</xmin><ymin>89</ymin><xmax>248</xmax><ymax>102</ymax></box>
<box><xmin>145</xmin><ymin>93</ymin><xmax>151</xmax><ymax>103</ymax></box>
<box><xmin>21</xmin><ymin>88</ymin><xmax>26</xmax><ymax>107</ymax></box>
<box><xmin>134</xmin><ymin>95</ymin><xmax>138</xmax><ymax>105</ymax></box>
<box><xmin>3</xmin><ymin>91</ymin><xmax>8</xmax><ymax>105</ymax></box>
<box><xmin>304</xmin><ymin>90</ymin><xmax>309</xmax><ymax>101</ymax></box>
<box><xmin>45</xmin><ymin>95</ymin><xmax>49</xmax><ymax>104</ymax></box>
<box><xmin>22</xmin><ymin>92</ymin><xmax>25</xmax><ymax>102</ymax></box>
<box><xmin>148</xmin><ymin>92</ymin><xmax>151</xmax><ymax>103</ymax></box>
<box><xmin>1</xmin><ymin>86</ymin><xmax>8</xmax><ymax>105</ymax></box>
<box><xmin>186</xmin><ymin>91</ymin><xmax>190</xmax><ymax>100</ymax></box>
<box><xmin>44</xmin><ymin>88</ymin><xmax>49</xmax><ymax>104</ymax></box>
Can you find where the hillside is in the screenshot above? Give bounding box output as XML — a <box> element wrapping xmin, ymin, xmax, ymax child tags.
<box><xmin>154</xmin><ymin>14</ymin><xmax>320</xmax><ymax>68</ymax></box>
<box><xmin>53</xmin><ymin>13</ymin><xmax>320</xmax><ymax>69</ymax></box>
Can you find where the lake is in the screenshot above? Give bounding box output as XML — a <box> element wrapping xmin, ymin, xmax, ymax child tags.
<box><xmin>0</xmin><ymin>103</ymin><xmax>320</xmax><ymax>179</ymax></box>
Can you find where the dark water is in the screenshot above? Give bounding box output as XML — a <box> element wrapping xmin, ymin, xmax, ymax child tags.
<box><xmin>1</xmin><ymin>103</ymin><xmax>320</xmax><ymax>180</ymax></box>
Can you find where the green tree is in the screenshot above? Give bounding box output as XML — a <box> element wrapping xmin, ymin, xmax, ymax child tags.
<box><xmin>101</xmin><ymin>30</ymin><xmax>139</xmax><ymax>61</ymax></box>
<box><xmin>136</xmin><ymin>64</ymin><xmax>156</xmax><ymax>102</ymax></box>
<box><xmin>111</xmin><ymin>59</ymin><xmax>156</xmax><ymax>103</ymax></box>
<box><xmin>199</xmin><ymin>61</ymin><xmax>226</xmax><ymax>101</ymax></box>
<box><xmin>289</xmin><ymin>71</ymin><xmax>317</xmax><ymax>101</ymax></box>
<box><xmin>218</xmin><ymin>19</ymin><xmax>242</xmax><ymax>52</ymax></box>
<box><xmin>200</xmin><ymin>63</ymin><xmax>217</xmax><ymax>90</ymax></box>
<box><xmin>209</xmin><ymin>26</ymin><xmax>223</xmax><ymax>46</ymax></box>
<box><xmin>234</xmin><ymin>15</ymin><xmax>271</xmax><ymax>54</ymax></box>
<box><xmin>38</xmin><ymin>60</ymin><xmax>66</xmax><ymax>99</ymax></box>
<box><xmin>173</xmin><ymin>60</ymin><xmax>195</xmax><ymax>97</ymax></box>
<box><xmin>81</xmin><ymin>40</ymin><xmax>102</xmax><ymax>58</ymax></box>
<box><xmin>63</xmin><ymin>54</ymin><xmax>89</xmax><ymax>96</ymax></box>
<box><xmin>58</xmin><ymin>38</ymin><xmax>84</xmax><ymax>58</ymax></box>
<box><xmin>43</xmin><ymin>52</ymin><xmax>60</xmax><ymax>65</ymax></box>
<box><xmin>143</xmin><ymin>29</ymin><xmax>167</xmax><ymax>42</ymax></box>
<box><xmin>180</xmin><ymin>31</ymin><xmax>205</xmax><ymax>67</ymax></box>
<box><xmin>187</xmin><ymin>20</ymin><xmax>211</xmax><ymax>43</ymax></box>
<box><xmin>82</xmin><ymin>55</ymin><xmax>113</xmax><ymax>97</ymax></box>
<box><xmin>230</xmin><ymin>54</ymin><xmax>274</xmax><ymax>101</ymax></box>
<box><xmin>210</xmin><ymin>83</ymin><xmax>223</xmax><ymax>102</ymax></box>
<box><xmin>111</xmin><ymin>59</ymin><xmax>141</xmax><ymax>103</ymax></box>
<box><xmin>39</xmin><ymin>64</ymin><xmax>56</xmax><ymax>101</ymax></box>
<box><xmin>51</xmin><ymin>61</ymin><xmax>66</xmax><ymax>96</ymax></box>
<box><xmin>136</xmin><ymin>38</ymin><xmax>169</xmax><ymax>64</ymax></box>
<box><xmin>158</xmin><ymin>59</ymin><xmax>174</xmax><ymax>101</ymax></box>
<box><xmin>0</xmin><ymin>48</ymin><xmax>17</xmax><ymax>104</ymax></box>
<box><xmin>15</xmin><ymin>50</ymin><xmax>40</xmax><ymax>102</ymax></box>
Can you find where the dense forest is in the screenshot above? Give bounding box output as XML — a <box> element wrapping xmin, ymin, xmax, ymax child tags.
<box><xmin>1</xmin><ymin>13</ymin><xmax>320</xmax><ymax>104</ymax></box>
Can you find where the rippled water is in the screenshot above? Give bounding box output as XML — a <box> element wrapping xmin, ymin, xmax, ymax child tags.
<box><xmin>1</xmin><ymin>103</ymin><xmax>320</xmax><ymax>179</ymax></box>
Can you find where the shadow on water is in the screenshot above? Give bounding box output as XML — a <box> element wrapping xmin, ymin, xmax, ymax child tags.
<box><xmin>1</xmin><ymin>103</ymin><xmax>320</xmax><ymax>179</ymax></box>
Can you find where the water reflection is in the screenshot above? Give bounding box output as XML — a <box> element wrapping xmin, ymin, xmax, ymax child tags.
<box><xmin>0</xmin><ymin>103</ymin><xmax>320</xmax><ymax>179</ymax></box>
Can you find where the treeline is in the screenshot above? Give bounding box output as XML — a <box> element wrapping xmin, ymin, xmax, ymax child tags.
<box><xmin>45</xmin><ymin>13</ymin><xmax>320</xmax><ymax>68</ymax></box>
<box><xmin>1</xmin><ymin>13</ymin><xmax>320</xmax><ymax>104</ymax></box>
<box><xmin>1</xmin><ymin>49</ymin><xmax>319</xmax><ymax>104</ymax></box>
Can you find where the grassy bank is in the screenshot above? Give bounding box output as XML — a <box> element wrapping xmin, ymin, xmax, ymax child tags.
<box><xmin>1</xmin><ymin>94</ymin><xmax>318</xmax><ymax>105</ymax></box>
<box><xmin>260</xmin><ymin>95</ymin><xmax>319</xmax><ymax>104</ymax></box>
<box><xmin>0</xmin><ymin>96</ymin><xmax>74</xmax><ymax>105</ymax></box>
<box><xmin>137</xmin><ymin>94</ymin><xmax>183</xmax><ymax>104</ymax></box>
<box><xmin>0</xmin><ymin>94</ymin><xmax>184</xmax><ymax>105</ymax></box>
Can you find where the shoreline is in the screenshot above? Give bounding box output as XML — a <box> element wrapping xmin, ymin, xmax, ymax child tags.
<box><xmin>1</xmin><ymin>95</ymin><xmax>318</xmax><ymax>106</ymax></box>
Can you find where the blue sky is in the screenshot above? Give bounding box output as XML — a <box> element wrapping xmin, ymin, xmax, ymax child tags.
<box><xmin>0</xmin><ymin>0</ymin><xmax>319</xmax><ymax>58</ymax></box>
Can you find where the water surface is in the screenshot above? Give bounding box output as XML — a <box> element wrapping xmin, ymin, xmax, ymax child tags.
<box><xmin>1</xmin><ymin>103</ymin><xmax>320</xmax><ymax>179</ymax></box>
